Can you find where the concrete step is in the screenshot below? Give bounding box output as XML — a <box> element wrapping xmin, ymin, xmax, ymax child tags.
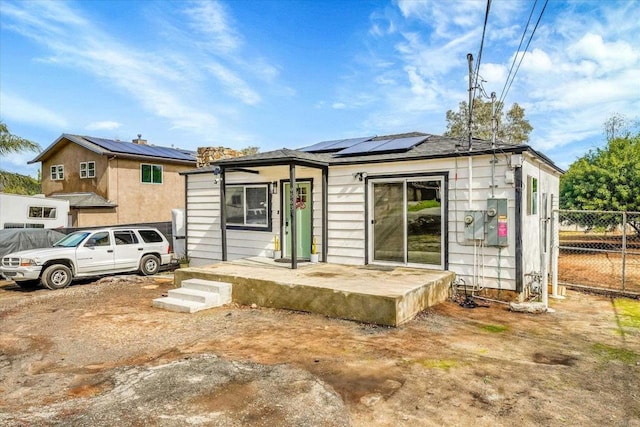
<box><xmin>152</xmin><ymin>297</ymin><xmax>207</xmax><ymax>313</ymax></box>
<box><xmin>154</xmin><ymin>279</ymin><xmax>232</xmax><ymax>313</ymax></box>
<box><xmin>182</xmin><ymin>279</ymin><xmax>232</xmax><ymax>304</ymax></box>
<box><xmin>168</xmin><ymin>287</ymin><xmax>220</xmax><ymax>304</ymax></box>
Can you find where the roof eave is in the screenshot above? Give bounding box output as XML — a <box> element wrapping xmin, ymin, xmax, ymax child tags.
<box><xmin>28</xmin><ymin>134</ymin><xmax>108</xmax><ymax>164</ymax></box>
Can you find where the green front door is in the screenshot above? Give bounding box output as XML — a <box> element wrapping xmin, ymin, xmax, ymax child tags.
<box><xmin>283</xmin><ymin>182</ymin><xmax>312</xmax><ymax>259</ymax></box>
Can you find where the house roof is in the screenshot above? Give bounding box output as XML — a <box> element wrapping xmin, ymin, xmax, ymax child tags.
<box><xmin>29</xmin><ymin>134</ymin><xmax>196</xmax><ymax>165</ymax></box>
<box><xmin>49</xmin><ymin>192</ymin><xmax>117</xmax><ymax>208</ymax></box>
<box><xmin>182</xmin><ymin>132</ymin><xmax>563</xmax><ymax>175</ymax></box>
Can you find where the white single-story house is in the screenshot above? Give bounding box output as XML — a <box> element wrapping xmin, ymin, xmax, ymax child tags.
<box><xmin>181</xmin><ymin>132</ymin><xmax>562</xmax><ymax>298</ymax></box>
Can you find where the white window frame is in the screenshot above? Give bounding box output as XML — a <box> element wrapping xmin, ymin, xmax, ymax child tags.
<box><xmin>141</xmin><ymin>164</ymin><xmax>163</xmax><ymax>184</ymax></box>
<box><xmin>28</xmin><ymin>206</ymin><xmax>57</xmax><ymax>219</ymax></box>
<box><xmin>50</xmin><ymin>165</ymin><xmax>64</xmax><ymax>180</ymax></box>
<box><xmin>80</xmin><ymin>161</ymin><xmax>96</xmax><ymax>178</ymax></box>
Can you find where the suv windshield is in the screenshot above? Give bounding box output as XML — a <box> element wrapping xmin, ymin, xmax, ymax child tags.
<box><xmin>53</xmin><ymin>232</ymin><xmax>91</xmax><ymax>248</ymax></box>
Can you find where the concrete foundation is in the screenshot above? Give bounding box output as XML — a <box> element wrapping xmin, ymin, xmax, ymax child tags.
<box><xmin>174</xmin><ymin>258</ymin><xmax>455</xmax><ymax>326</ymax></box>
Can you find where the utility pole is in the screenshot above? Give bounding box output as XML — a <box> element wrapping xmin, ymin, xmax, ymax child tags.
<box><xmin>467</xmin><ymin>53</ymin><xmax>474</xmax><ymax>151</ymax></box>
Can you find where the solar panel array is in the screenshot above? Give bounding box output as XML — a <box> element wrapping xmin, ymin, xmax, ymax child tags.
<box><xmin>84</xmin><ymin>136</ymin><xmax>195</xmax><ymax>161</ymax></box>
<box><xmin>299</xmin><ymin>136</ymin><xmax>374</xmax><ymax>152</ymax></box>
<box><xmin>336</xmin><ymin>135</ymin><xmax>427</xmax><ymax>156</ymax></box>
<box><xmin>300</xmin><ymin>135</ymin><xmax>428</xmax><ymax>156</ymax></box>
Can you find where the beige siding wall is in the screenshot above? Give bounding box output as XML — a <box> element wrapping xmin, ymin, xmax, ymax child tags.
<box><xmin>184</xmin><ymin>152</ymin><xmax>560</xmax><ymax>293</ymax></box>
<box><xmin>520</xmin><ymin>153</ymin><xmax>560</xmax><ymax>290</ymax></box>
<box><xmin>186</xmin><ymin>173</ymin><xmax>222</xmax><ymax>266</ymax></box>
<box><xmin>186</xmin><ymin>165</ymin><xmax>325</xmax><ymax>266</ymax></box>
<box><xmin>327</xmin><ymin>153</ymin><xmax>560</xmax><ymax>292</ymax></box>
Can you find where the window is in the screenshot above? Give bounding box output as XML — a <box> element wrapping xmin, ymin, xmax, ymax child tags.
<box><xmin>80</xmin><ymin>161</ymin><xmax>96</xmax><ymax>178</ymax></box>
<box><xmin>141</xmin><ymin>164</ymin><xmax>163</xmax><ymax>184</ymax></box>
<box><xmin>138</xmin><ymin>229</ymin><xmax>164</xmax><ymax>243</ymax></box>
<box><xmin>114</xmin><ymin>230</ymin><xmax>139</xmax><ymax>245</ymax></box>
<box><xmin>28</xmin><ymin>206</ymin><xmax>57</xmax><ymax>219</ymax></box>
<box><xmin>527</xmin><ymin>176</ymin><xmax>538</xmax><ymax>215</ymax></box>
<box><xmin>88</xmin><ymin>231</ymin><xmax>111</xmax><ymax>247</ymax></box>
<box><xmin>50</xmin><ymin>165</ymin><xmax>64</xmax><ymax>180</ymax></box>
<box><xmin>225</xmin><ymin>184</ymin><xmax>269</xmax><ymax>228</ymax></box>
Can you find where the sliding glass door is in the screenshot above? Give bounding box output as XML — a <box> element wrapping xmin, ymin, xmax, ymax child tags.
<box><xmin>371</xmin><ymin>177</ymin><xmax>444</xmax><ymax>268</ymax></box>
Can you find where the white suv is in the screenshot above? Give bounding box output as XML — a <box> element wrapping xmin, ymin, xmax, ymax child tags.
<box><xmin>0</xmin><ymin>227</ymin><xmax>172</xmax><ymax>290</ymax></box>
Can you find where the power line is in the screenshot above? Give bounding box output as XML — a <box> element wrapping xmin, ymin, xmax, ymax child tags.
<box><xmin>497</xmin><ymin>0</ymin><xmax>549</xmax><ymax>112</ymax></box>
<box><xmin>472</xmin><ymin>0</ymin><xmax>492</xmax><ymax>101</ymax></box>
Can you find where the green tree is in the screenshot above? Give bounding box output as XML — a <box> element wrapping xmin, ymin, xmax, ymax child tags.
<box><xmin>0</xmin><ymin>121</ymin><xmax>41</xmax><ymax>156</ymax></box>
<box><xmin>0</xmin><ymin>171</ymin><xmax>41</xmax><ymax>194</ymax></box>
<box><xmin>560</xmin><ymin>132</ymin><xmax>640</xmax><ymax>234</ymax></box>
<box><xmin>444</xmin><ymin>98</ymin><xmax>532</xmax><ymax>144</ymax></box>
<box><xmin>0</xmin><ymin>121</ymin><xmax>42</xmax><ymax>194</ymax></box>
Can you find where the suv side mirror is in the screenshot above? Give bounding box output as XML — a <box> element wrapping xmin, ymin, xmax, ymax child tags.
<box><xmin>85</xmin><ymin>239</ymin><xmax>96</xmax><ymax>247</ymax></box>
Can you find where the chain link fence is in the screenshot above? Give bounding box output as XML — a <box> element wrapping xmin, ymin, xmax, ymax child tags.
<box><xmin>554</xmin><ymin>210</ymin><xmax>640</xmax><ymax>293</ymax></box>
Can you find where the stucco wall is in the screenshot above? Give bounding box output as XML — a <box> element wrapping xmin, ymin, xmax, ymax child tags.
<box><xmin>40</xmin><ymin>138</ymin><xmax>191</xmax><ymax>226</ymax></box>
<box><xmin>41</xmin><ymin>141</ymin><xmax>109</xmax><ymax>198</ymax></box>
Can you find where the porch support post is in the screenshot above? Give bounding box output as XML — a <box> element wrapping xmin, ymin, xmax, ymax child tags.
<box><xmin>219</xmin><ymin>167</ymin><xmax>227</xmax><ymax>262</ymax></box>
<box><xmin>322</xmin><ymin>166</ymin><xmax>329</xmax><ymax>263</ymax></box>
<box><xmin>514</xmin><ymin>167</ymin><xmax>523</xmax><ymax>293</ymax></box>
<box><xmin>289</xmin><ymin>163</ymin><xmax>297</xmax><ymax>269</ymax></box>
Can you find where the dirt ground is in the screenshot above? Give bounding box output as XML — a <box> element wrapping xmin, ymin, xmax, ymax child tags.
<box><xmin>558</xmin><ymin>252</ymin><xmax>640</xmax><ymax>293</ymax></box>
<box><xmin>1</xmin><ymin>274</ymin><xmax>639</xmax><ymax>426</ymax></box>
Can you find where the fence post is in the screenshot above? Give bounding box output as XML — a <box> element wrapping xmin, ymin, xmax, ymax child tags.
<box><xmin>622</xmin><ymin>211</ymin><xmax>627</xmax><ymax>291</ymax></box>
<box><xmin>551</xmin><ymin>198</ymin><xmax>562</xmax><ymax>298</ymax></box>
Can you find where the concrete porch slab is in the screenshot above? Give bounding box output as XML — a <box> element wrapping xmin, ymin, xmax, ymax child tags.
<box><xmin>174</xmin><ymin>258</ymin><xmax>455</xmax><ymax>326</ymax></box>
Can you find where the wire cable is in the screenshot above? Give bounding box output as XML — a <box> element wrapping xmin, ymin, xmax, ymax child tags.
<box><xmin>472</xmin><ymin>0</ymin><xmax>492</xmax><ymax>102</ymax></box>
<box><xmin>498</xmin><ymin>0</ymin><xmax>549</xmax><ymax>112</ymax></box>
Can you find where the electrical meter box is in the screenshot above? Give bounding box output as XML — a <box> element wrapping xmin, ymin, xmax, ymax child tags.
<box><xmin>486</xmin><ymin>198</ymin><xmax>508</xmax><ymax>246</ymax></box>
<box><xmin>464</xmin><ymin>210</ymin><xmax>485</xmax><ymax>240</ymax></box>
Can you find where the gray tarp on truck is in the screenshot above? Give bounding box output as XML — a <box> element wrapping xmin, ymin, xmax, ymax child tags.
<box><xmin>0</xmin><ymin>229</ymin><xmax>67</xmax><ymax>258</ymax></box>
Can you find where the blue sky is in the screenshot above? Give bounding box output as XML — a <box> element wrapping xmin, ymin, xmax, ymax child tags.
<box><xmin>1</xmin><ymin>0</ymin><xmax>639</xmax><ymax>177</ymax></box>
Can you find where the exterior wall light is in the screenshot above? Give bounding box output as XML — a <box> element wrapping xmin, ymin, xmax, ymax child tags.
<box><xmin>354</xmin><ymin>172</ymin><xmax>367</xmax><ymax>181</ymax></box>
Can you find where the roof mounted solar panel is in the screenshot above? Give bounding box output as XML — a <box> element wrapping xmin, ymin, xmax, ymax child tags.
<box><xmin>368</xmin><ymin>135</ymin><xmax>427</xmax><ymax>153</ymax></box>
<box><xmin>84</xmin><ymin>136</ymin><xmax>195</xmax><ymax>161</ymax></box>
<box><xmin>299</xmin><ymin>136</ymin><xmax>374</xmax><ymax>152</ymax></box>
<box><xmin>336</xmin><ymin>135</ymin><xmax>428</xmax><ymax>156</ymax></box>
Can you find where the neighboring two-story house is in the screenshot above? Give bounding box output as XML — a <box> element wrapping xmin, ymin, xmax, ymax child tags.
<box><xmin>29</xmin><ymin>134</ymin><xmax>196</xmax><ymax>227</ymax></box>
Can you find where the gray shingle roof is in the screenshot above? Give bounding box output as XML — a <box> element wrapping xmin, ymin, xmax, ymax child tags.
<box><xmin>49</xmin><ymin>192</ymin><xmax>117</xmax><ymax>208</ymax></box>
<box><xmin>181</xmin><ymin>132</ymin><xmax>562</xmax><ymax>175</ymax></box>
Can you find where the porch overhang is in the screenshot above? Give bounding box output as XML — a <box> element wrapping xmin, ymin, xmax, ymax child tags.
<box><xmin>215</xmin><ymin>152</ymin><xmax>329</xmax><ymax>270</ymax></box>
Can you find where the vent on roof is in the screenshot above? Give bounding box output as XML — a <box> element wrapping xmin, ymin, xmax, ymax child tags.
<box><xmin>132</xmin><ymin>134</ymin><xmax>147</xmax><ymax>145</ymax></box>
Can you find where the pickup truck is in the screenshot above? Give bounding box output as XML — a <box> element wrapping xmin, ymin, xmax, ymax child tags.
<box><xmin>0</xmin><ymin>227</ymin><xmax>173</xmax><ymax>290</ymax></box>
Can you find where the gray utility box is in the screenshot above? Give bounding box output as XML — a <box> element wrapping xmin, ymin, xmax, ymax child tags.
<box><xmin>464</xmin><ymin>210</ymin><xmax>485</xmax><ymax>240</ymax></box>
<box><xmin>486</xmin><ymin>198</ymin><xmax>508</xmax><ymax>247</ymax></box>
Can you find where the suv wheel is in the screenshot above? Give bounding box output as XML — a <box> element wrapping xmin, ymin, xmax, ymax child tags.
<box><xmin>140</xmin><ymin>255</ymin><xmax>160</xmax><ymax>276</ymax></box>
<box><xmin>42</xmin><ymin>264</ymin><xmax>73</xmax><ymax>290</ymax></box>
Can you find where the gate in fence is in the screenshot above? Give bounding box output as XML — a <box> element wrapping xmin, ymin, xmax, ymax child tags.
<box><xmin>552</xmin><ymin>209</ymin><xmax>640</xmax><ymax>294</ymax></box>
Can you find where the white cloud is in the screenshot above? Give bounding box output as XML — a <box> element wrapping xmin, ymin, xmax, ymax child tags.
<box><xmin>0</xmin><ymin>92</ymin><xmax>67</xmax><ymax>128</ymax></box>
<box><xmin>206</xmin><ymin>62</ymin><xmax>261</xmax><ymax>105</ymax></box>
<box><xmin>1</xmin><ymin>1</ymin><xmax>226</xmax><ymax>135</ymax></box>
<box><xmin>183</xmin><ymin>0</ymin><xmax>242</xmax><ymax>54</ymax></box>
<box><xmin>85</xmin><ymin>121</ymin><xmax>122</xmax><ymax>131</ymax></box>
<box><xmin>568</xmin><ymin>33</ymin><xmax>638</xmax><ymax>72</ymax></box>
